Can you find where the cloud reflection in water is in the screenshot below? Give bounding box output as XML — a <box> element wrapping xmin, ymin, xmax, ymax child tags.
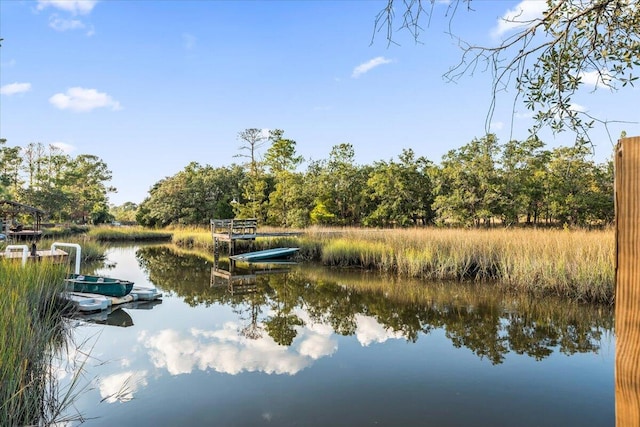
<box><xmin>138</xmin><ymin>311</ymin><xmax>406</xmax><ymax>377</ymax></box>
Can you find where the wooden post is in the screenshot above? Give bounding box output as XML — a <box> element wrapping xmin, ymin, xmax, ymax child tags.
<box><xmin>615</xmin><ymin>136</ymin><xmax>640</xmax><ymax>426</ymax></box>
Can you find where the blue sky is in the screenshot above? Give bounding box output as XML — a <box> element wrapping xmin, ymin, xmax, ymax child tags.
<box><xmin>1</xmin><ymin>0</ymin><xmax>638</xmax><ymax>205</ymax></box>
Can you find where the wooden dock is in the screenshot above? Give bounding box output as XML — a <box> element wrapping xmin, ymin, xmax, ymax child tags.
<box><xmin>211</xmin><ymin>218</ymin><xmax>300</xmax><ymax>251</ymax></box>
<box><xmin>211</xmin><ymin>218</ymin><xmax>258</xmax><ymax>241</ymax></box>
<box><xmin>211</xmin><ymin>218</ymin><xmax>258</xmax><ymax>257</ymax></box>
<box><xmin>1</xmin><ymin>244</ymin><xmax>68</xmax><ymax>265</ymax></box>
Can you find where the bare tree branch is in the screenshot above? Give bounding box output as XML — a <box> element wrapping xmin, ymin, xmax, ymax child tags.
<box><xmin>373</xmin><ymin>0</ymin><xmax>640</xmax><ymax>144</ymax></box>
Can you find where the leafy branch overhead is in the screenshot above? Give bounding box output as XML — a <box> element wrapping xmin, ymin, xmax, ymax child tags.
<box><xmin>375</xmin><ymin>0</ymin><xmax>640</xmax><ymax>143</ymax></box>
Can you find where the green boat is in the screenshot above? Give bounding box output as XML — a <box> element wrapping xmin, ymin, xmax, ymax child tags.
<box><xmin>65</xmin><ymin>274</ymin><xmax>134</xmax><ymax>297</ymax></box>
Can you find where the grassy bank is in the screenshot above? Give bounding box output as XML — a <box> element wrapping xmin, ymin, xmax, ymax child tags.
<box><xmin>170</xmin><ymin>226</ymin><xmax>215</xmax><ymax>249</ymax></box>
<box><xmin>306</xmin><ymin>228</ymin><xmax>615</xmax><ymax>304</ymax></box>
<box><xmin>167</xmin><ymin>226</ymin><xmax>614</xmax><ymax>302</ymax></box>
<box><xmin>88</xmin><ymin>225</ymin><xmax>172</xmax><ymax>242</ymax></box>
<box><xmin>0</xmin><ymin>261</ymin><xmax>72</xmax><ymax>425</ymax></box>
<box><xmin>57</xmin><ymin>224</ymin><xmax>614</xmax><ymax>303</ymax></box>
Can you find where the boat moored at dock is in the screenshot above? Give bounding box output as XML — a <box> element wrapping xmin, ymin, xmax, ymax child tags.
<box><xmin>65</xmin><ymin>274</ymin><xmax>135</xmax><ymax>297</ymax></box>
<box><xmin>229</xmin><ymin>247</ymin><xmax>300</xmax><ymax>262</ymax></box>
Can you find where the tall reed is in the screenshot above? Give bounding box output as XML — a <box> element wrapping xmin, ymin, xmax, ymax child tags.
<box><xmin>0</xmin><ymin>261</ymin><xmax>72</xmax><ymax>425</ymax></box>
<box><xmin>170</xmin><ymin>226</ymin><xmax>214</xmax><ymax>249</ymax></box>
<box><xmin>310</xmin><ymin>227</ymin><xmax>615</xmax><ymax>303</ymax></box>
<box><xmin>70</xmin><ymin>223</ymin><xmax>614</xmax><ymax>303</ymax></box>
<box><xmin>88</xmin><ymin>225</ymin><xmax>172</xmax><ymax>242</ymax></box>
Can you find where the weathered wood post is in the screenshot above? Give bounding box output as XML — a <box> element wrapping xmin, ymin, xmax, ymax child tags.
<box><xmin>615</xmin><ymin>136</ymin><xmax>640</xmax><ymax>426</ymax></box>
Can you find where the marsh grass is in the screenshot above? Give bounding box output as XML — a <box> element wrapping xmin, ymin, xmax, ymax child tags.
<box><xmin>43</xmin><ymin>224</ymin><xmax>89</xmax><ymax>239</ymax></box>
<box><xmin>33</xmin><ymin>237</ymin><xmax>108</xmax><ymax>268</ymax></box>
<box><xmin>71</xmin><ymin>223</ymin><xmax>613</xmax><ymax>302</ymax></box>
<box><xmin>0</xmin><ymin>261</ymin><xmax>75</xmax><ymax>425</ymax></box>
<box><xmin>88</xmin><ymin>226</ymin><xmax>172</xmax><ymax>242</ymax></box>
<box><xmin>170</xmin><ymin>226</ymin><xmax>214</xmax><ymax>249</ymax></box>
<box><xmin>308</xmin><ymin>227</ymin><xmax>615</xmax><ymax>303</ymax></box>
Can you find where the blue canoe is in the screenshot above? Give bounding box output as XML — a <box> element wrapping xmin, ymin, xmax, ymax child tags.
<box><xmin>229</xmin><ymin>247</ymin><xmax>300</xmax><ymax>262</ymax></box>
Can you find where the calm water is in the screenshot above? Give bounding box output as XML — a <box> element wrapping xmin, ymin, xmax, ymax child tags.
<box><xmin>59</xmin><ymin>245</ymin><xmax>615</xmax><ymax>426</ymax></box>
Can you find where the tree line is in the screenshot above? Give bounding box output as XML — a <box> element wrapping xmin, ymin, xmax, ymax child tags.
<box><xmin>135</xmin><ymin>129</ymin><xmax>613</xmax><ymax>228</ymax></box>
<box><xmin>0</xmin><ymin>139</ymin><xmax>115</xmax><ymax>224</ymax></box>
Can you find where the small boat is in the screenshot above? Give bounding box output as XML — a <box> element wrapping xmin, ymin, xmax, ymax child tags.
<box><xmin>65</xmin><ymin>274</ymin><xmax>134</xmax><ymax>297</ymax></box>
<box><xmin>130</xmin><ymin>285</ymin><xmax>163</xmax><ymax>301</ymax></box>
<box><xmin>64</xmin><ymin>292</ymin><xmax>111</xmax><ymax>312</ymax></box>
<box><xmin>230</xmin><ymin>247</ymin><xmax>300</xmax><ymax>262</ymax></box>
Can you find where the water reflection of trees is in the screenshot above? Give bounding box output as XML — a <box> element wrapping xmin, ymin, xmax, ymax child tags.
<box><xmin>136</xmin><ymin>246</ymin><xmax>613</xmax><ymax>365</ymax></box>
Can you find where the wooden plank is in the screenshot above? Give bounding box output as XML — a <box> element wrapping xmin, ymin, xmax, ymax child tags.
<box><xmin>615</xmin><ymin>136</ymin><xmax>640</xmax><ymax>427</ymax></box>
<box><xmin>1</xmin><ymin>249</ymin><xmax>68</xmax><ymax>263</ymax></box>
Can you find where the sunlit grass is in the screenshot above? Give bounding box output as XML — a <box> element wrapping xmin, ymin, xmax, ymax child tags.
<box><xmin>169</xmin><ymin>226</ymin><xmax>213</xmax><ymax>249</ymax></box>
<box><xmin>160</xmin><ymin>224</ymin><xmax>615</xmax><ymax>302</ymax></box>
<box><xmin>305</xmin><ymin>227</ymin><xmax>615</xmax><ymax>303</ymax></box>
<box><xmin>52</xmin><ymin>223</ymin><xmax>614</xmax><ymax>303</ymax></box>
<box><xmin>42</xmin><ymin>224</ymin><xmax>89</xmax><ymax>239</ymax></box>
<box><xmin>88</xmin><ymin>225</ymin><xmax>172</xmax><ymax>242</ymax></box>
<box><xmin>34</xmin><ymin>237</ymin><xmax>107</xmax><ymax>265</ymax></box>
<box><xmin>0</xmin><ymin>261</ymin><xmax>71</xmax><ymax>425</ymax></box>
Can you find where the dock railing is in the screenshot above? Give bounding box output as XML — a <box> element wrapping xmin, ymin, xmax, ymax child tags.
<box><xmin>211</xmin><ymin>218</ymin><xmax>257</xmax><ymax>241</ymax></box>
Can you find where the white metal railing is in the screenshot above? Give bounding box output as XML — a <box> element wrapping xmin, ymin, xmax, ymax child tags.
<box><xmin>51</xmin><ymin>242</ymin><xmax>82</xmax><ymax>274</ymax></box>
<box><xmin>5</xmin><ymin>245</ymin><xmax>29</xmax><ymax>266</ymax></box>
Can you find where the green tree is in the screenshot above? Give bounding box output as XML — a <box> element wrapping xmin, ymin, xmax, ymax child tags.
<box><xmin>309</xmin><ymin>200</ymin><xmax>336</xmax><ymax>225</ymax></box>
<box><xmin>0</xmin><ymin>139</ymin><xmax>22</xmax><ymax>198</ymax></box>
<box><xmin>234</xmin><ymin>128</ymin><xmax>270</xmax><ymax>221</ymax></box>
<box><xmin>263</xmin><ymin>130</ymin><xmax>307</xmax><ymax>227</ymax></box>
<box><xmin>21</xmin><ymin>142</ymin><xmax>49</xmax><ymax>190</ymax></box>
<box><xmin>498</xmin><ymin>137</ymin><xmax>549</xmax><ymax>225</ymax></box>
<box><xmin>589</xmin><ymin>158</ymin><xmax>615</xmax><ymax>225</ymax></box>
<box><xmin>314</xmin><ymin>143</ymin><xmax>366</xmax><ymax>226</ymax></box>
<box><xmin>234</xmin><ymin>169</ymin><xmax>269</xmax><ymax>222</ymax></box>
<box><xmin>137</xmin><ymin>163</ymin><xmax>244</xmax><ymax>227</ymax></box>
<box><xmin>110</xmin><ymin>202</ymin><xmax>139</xmax><ymax>223</ymax></box>
<box><xmin>364</xmin><ymin>149</ymin><xmax>435</xmax><ymax>227</ymax></box>
<box><xmin>434</xmin><ymin>134</ymin><xmax>501</xmax><ymax>226</ymax></box>
<box><xmin>60</xmin><ymin>154</ymin><xmax>115</xmax><ymax>224</ymax></box>
<box><xmin>545</xmin><ymin>144</ymin><xmax>608</xmax><ymax>226</ymax></box>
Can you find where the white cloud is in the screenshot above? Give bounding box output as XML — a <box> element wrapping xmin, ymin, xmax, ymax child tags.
<box><xmin>297</xmin><ymin>331</ymin><xmax>337</xmax><ymax>359</ymax></box>
<box><xmin>49</xmin><ymin>14</ymin><xmax>85</xmax><ymax>31</ymax></box>
<box><xmin>354</xmin><ymin>314</ymin><xmax>404</xmax><ymax>346</ymax></box>
<box><xmin>1</xmin><ymin>82</ymin><xmax>31</xmax><ymax>96</ymax></box>
<box><xmin>142</xmin><ymin>326</ymin><xmax>310</xmax><ymax>376</ymax></box>
<box><xmin>569</xmin><ymin>103</ymin><xmax>587</xmax><ymax>113</ymax></box>
<box><xmin>98</xmin><ymin>370</ymin><xmax>148</xmax><ymax>403</ymax></box>
<box><xmin>182</xmin><ymin>33</ymin><xmax>197</xmax><ymax>50</ymax></box>
<box><xmin>37</xmin><ymin>0</ymin><xmax>98</xmax><ymax>15</ymax></box>
<box><xmin>140</xmin><ymin>319</ymin><xmax>339</xmax><ymax>377</ymax></box>
<box><xmin>352</xmin><ymin>56</ymin><xmax>393</xmax><ymax>78</ymax></box>
<box><xmin>50</xmin><ymin>141</ymin><xmax>76</xmax><ymax>154</ymax></box>
<box><xmin>49</xmin><ymin>87</ymin><xmax>121</xmax><ymax>112</ymax></box>
<box><xmin>491</xmin><ymin>0</ymin><xmax>546</xmax><ymax>38</ymax></box>
<box><xmin>515</xmin><ymin>110</ymin><xmax>535</xmax><ymax>119</ymax></box>
<box><xmin>579</xmin><ymin>70</ymin><xmax>612</xmax><ymax>87</ymax></box>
